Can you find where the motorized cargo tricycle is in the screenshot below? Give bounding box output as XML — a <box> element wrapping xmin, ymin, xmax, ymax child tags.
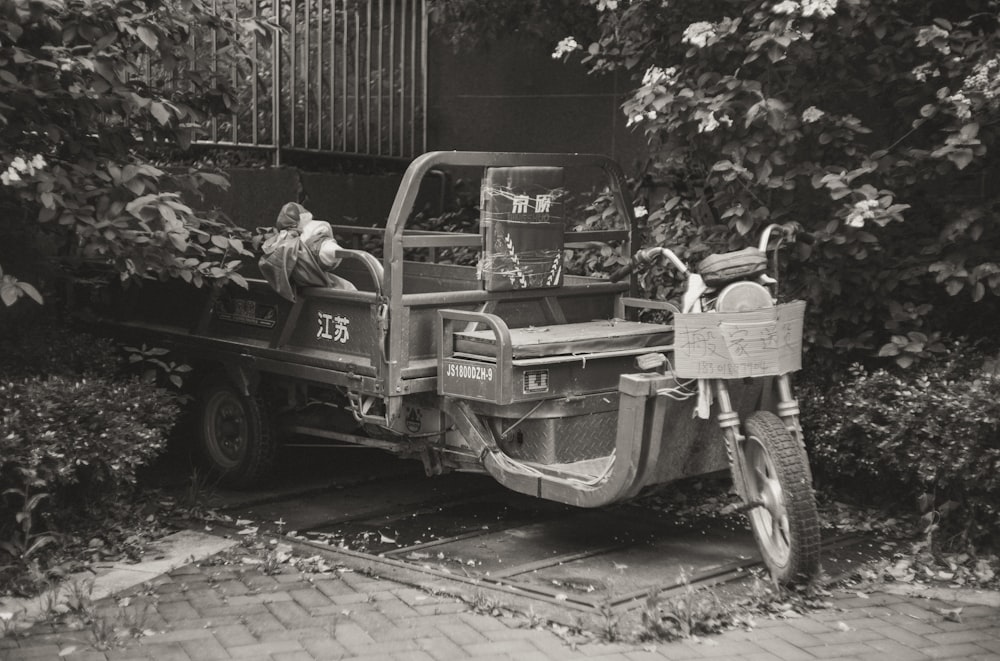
<box><xmin>101</xmin><ymin>151</ymin><xmax>820</xmax><ymax>583</ymax></box>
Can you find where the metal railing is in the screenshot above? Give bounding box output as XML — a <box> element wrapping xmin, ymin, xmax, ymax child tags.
<box><xmin>184</xmin><ymin>0</ymin><xmax>428</xmax><ymax>163</ymax></box>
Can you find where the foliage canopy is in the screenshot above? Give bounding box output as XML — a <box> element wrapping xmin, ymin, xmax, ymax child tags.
<box><xmin>0</xmin><ymin>0</ymin><xmax>265</xmax><ymax>304</ymax></box>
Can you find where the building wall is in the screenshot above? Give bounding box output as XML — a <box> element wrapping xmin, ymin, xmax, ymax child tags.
<box><xmin>426</xmin><ymin>34</ymin><xmax>645</xmax><ymax>167</ymax></box>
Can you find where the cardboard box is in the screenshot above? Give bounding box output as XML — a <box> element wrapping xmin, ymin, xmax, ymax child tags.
<box><xmin>672</xmin><ymin>301</ymin><xmax>806</xmax><ymax>379</ymax></box>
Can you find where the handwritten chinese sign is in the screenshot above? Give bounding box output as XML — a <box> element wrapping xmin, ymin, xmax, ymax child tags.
<box><xmin>673</xmin><ymin>301</ymin><xmax>806</xmax><ymax>379</ymax></box>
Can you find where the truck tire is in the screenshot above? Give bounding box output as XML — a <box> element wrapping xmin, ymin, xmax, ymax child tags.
<box><xmin>196</xmin><ymin>377</ymin><xmax>278</xmax><ymax>489</ymax></box>
<box><xmin>738</xmin><ymin>411</ymin><xmax>820</xmax><ymax>584</ymax></box>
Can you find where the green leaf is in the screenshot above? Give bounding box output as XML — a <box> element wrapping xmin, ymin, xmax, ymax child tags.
<box><xmin>17</xmin><ymin>282</ymin><xmax>43</xmax><ymax>305</ymax></box>
<box><xmin>136</xmin><ymin>26</ymin><xmax>159</xmax><ymax>50</ymax></box>
<box><xmin>150</xmin><ymin>102</ymin><xmax>171</xmax><ymax>126</ymax></box>
<box><xmin>1</xmin><ymin>281</ymin><xmax>19</xmax><ymax>306</ymax></box>
<box><xmin>947</xmin><ymin>148</ymin><xmax>974</xmax><ymax>170</ymax></box>
<box><xmin>878</xmin><ymin>343</ymin><xmax>900</xmax><ymax>357</ymax></box>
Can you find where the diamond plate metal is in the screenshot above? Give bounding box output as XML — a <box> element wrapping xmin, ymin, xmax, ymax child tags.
<box><xmin>495</xmin><ymin>410</ymin><xmax>617</xmax><ymax>464</ymax></box>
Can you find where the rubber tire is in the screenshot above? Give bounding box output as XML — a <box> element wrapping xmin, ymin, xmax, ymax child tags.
<box><xmin>738</xmin><ymin>411</ymin><xmax>820</xmax><ymax>584</ymax></box>
<box><xmin>196</xmin><ymin>377</ymin><xmax>278</xmax><ymax>489</ymax></box>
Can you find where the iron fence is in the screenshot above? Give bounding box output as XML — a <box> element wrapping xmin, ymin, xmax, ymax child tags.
<box><xmin>186</xmin><ymin>0</ymin><xmax>428</xmax><ymax>163</ymax></box>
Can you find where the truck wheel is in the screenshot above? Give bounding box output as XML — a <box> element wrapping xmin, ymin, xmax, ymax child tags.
<box><xmin>739</xmin><ymin>411</ymin><xmax>820</xmax><ymax>584</ymax></box>
<box><xmin>197</xmin><ymin>377</ymin><xmax>278</xmax><ymax>489</ymax></box>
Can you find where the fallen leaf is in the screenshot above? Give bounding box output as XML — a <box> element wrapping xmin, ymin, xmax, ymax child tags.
<box><xmin>835</xmin><ymin>621</ymin><xmax>852</xmax><ymax>632</ymax></box>
<box><xmin>855</xmin><ymin>591</ymin><xmax>870</xmax><ymax>599</ymax></box>
<box><xmin>934</xmin><ymin>606</ymin><xmax>963</xmax><ymax>623</ymax></box>
<box><xmin>379</xmin><ymin>533</ymin><xmax>396</xmax><ymax>544</ymax></box>
<box><xmin>59</xmin><ymin>646</ymin><xmax>77</xmax><ymax>656</ymax></box>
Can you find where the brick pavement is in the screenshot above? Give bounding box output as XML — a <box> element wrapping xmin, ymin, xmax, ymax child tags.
<box><xmin>2</xmin><ymin>555</ymin><xmax>998</xmax><ymax>660</ymax></box>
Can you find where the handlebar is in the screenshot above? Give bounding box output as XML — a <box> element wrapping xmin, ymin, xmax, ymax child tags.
<box><xmin>609</xmin><ymin>247</ymin><xmax>689</xmax><ymax>283</ymax></box>
<box><xmin>758</xmin><ymin>222</ymin><xmax>813</xmax><ymax>251</ymax></box>
<box><xmin>611</xmin><ymin>223</ymin><xmax>812</xmax><ymax>283</ymax></box>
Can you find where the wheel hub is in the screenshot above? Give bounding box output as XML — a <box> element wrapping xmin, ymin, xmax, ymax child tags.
<box><xmin>207</xmin><ymin>394</ymin><xmax>247</xmax><ymax>466</ymax></box>
<box><xmin>745</xmin><ymin>437</ymin><xmax>791</xmax><ymax>565</ymax></box>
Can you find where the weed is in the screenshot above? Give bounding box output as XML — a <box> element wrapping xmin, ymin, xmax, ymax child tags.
<box><xmin>470</xmin><ymin>591</ymin><xmax>503</xmax><ymax>616</ymax></box>
<box><xmin>596</xmin><ymin>602</ymin><xmax>620</xmax><ymax>642</ymax></box>
<box><xmin>260</xmin><ymin>550</ymin><xmax>283</xmax><ymax>576</ymax></box>
<box><xmin>88</xmin><ymin>615</ymin><xmax>119</xmax><ymax>650</ymax></box>
<box><xmin>36</xmin><ymin>582</ymin><xmax>62</xmax><ymax>619</ymax></box>
<box><xmin>639</xmin><ymin>569</ymin><xmax>733</xmax><ymax>641</ymax></box>
<box><xmin>523</xmin><ymin>606</ymin><xmax>543</xmax><ymax>629</ymax></box>
<box><xmin>0</xmin><ymin>472</ymin><xmax>57</xmax><ymax>564</ymax></box>
<box><xmin>116</xmin><ymin>599</ymin><xmax>154</xmax><ymax>639</ymax></box>
<box><xmin>179</xmin><ymin>466</ymin><xmax>220</xmax><ymax>518</ymax></box>
<box><xmin>64</xmin><ymin>578</ymin><xmax>96</xmax><ymax>618</ymax></box>
<box><xmin>0</xmin><ymin>609</ymin><xmax>25</xmax><ymax>638</ymax></box>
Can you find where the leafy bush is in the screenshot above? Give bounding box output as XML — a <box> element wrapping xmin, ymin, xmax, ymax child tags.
<box><xmin>0</xmin><ymin>376</ymin><xmax>178</xmax><ymax>512</ymax></box>
<box><xmin>0</xmin><ymin>318</ymin><xmax>178</xmax><ymax>585</ymax></box>
<box><xmin>800</xmin><ymin>345</ymin><xmax>1000</xmax><ymax>549</ymax></box>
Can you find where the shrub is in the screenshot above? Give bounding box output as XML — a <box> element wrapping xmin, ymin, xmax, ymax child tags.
<box><xmin>0</xmin><ymin>318</ymin><xmax>179</xmax><ymax>582</ymax></box>
<box><xmin>800</xmin><ymin>344</ymin><xmax>1000</xmax><ymax>549</ymax></box>
<box><xmin>0</xmin><ymin>376</ymin><xmax>178</xmax><ymax>515</ymax></box>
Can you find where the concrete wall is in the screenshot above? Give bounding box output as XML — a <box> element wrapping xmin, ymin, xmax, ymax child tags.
<box><xmin>426</xmin><ymin>34</ymin><xmax>646</xmax><ymax>167</ymax></box>
<box><xmin>198</xmin><ymin>168</ymin><xmax>399</xmax><ymax>231</ymax></box>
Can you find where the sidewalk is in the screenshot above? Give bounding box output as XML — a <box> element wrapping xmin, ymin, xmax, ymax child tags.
<box><xmin>2</xmin><ymin>530</ymin><xmax>998</xmax><ymax>661</ymax></box>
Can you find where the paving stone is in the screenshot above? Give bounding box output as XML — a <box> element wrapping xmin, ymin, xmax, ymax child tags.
<box><xmin>413</xmin><ymin>601</ymin><xmax>468</xmax><ymax>616</ymax></box>
<box><xmin>926</xmin><ymin>629</ymin><xmax>1000</xmax><ymax>645</ymax></box>
<box><xmin>788</xmin><ymin>617</ymin><xmax>837</xmax><ymax>634</ymax></box>
<box><xmin>436</xmin><ymin>620</ymin><xmax>489</xmax><ymax>647</ymax></box>
<box><xmin>462</xmin><ymin>638</ymin><xmax>547</xmax><ymax>657</ymax></box>
<box><xmin>755</xmin><ymin>637</ymin><xmax>823</xmax><ymax>661</ymax></box>
<box><xmin>289</xmin><ymin>588</ymin><xmax>332</xmax><ymax>611</ymax></box>
<box><xmin>301</xmin><ymin>636</ymin><xmax>349</xmax><ymax>659</ymax></box>
<box><xmin>770</xmin><ymin>626</ymin><xmax>825</xmax><ymax>648</ymax></box>
<box><xmin>416</xmin><ymin>635</ymin><xmax>469</xmax><ymax>661</ymax></box>
<box><xmin>375</xmin><ymin>599</ymin><xmax>420</xmax><ymax>620</ymax></box>
<box><xmin>272</xmin><ymin>651</ymin><xmax>315</xmax><ymax>661</ymax></box>
<box><xmin>390</xmin><ymin>651</ymin><xmax>435</xmax><ymax>661</ymax></box>
<box><xmin>811</xmin><ymin>628</ymin><xmax>885</xmax><ymax>644</ymax></box>
<box><xmin>137</xmin><ymin>640</ymin><xmax>196</xmax><ymax>661</ymax></box>
<box><xmin>198</xmin><ymin>603</ymin><xmax>268</xmax><ymax>620</ymax></box>
<box><xmin>156</xmin><ymin>601</ymin><xmax>201</xmax><ymax>623</ymax></box>
<box><xmin>211</xmin><ymin>623</ymin><xmax>257</xmax><ymax>648</ymax></box>
<box><xmin>180</xmin><ymin>636</ymin><xmax>231</xmax><ymax>661</ymax></box>
<box><xmin>332</xmin><ymin>620</ymin><xmax>377</xmax><ymax>649</ymax></box>
<box><xmin>861</xmin><ymin>638</ymin><xmax>932</xmax><ymax>661</ymax></box>
<box><xmin>802</xmin><ymin>641</ymin><xmax>879</xmax><ymax>658</ymax></box>
<box><xmin>312</xmin><ymin>578</ymin><xmax>355</xmax><ymax>598</ymax></box>
<box><xmin>923</xmin><ymin>642</ymin><xmax>995</xmax><ymax>658</ymax></box>
<box><xmin>145</xmin><ymin>627</ymin><xmax>216</xmax><ymax>644</ymax></box>
<box><xmin>267</xmin><ymin>600</ymin><xmax>314</xmax><ymax>629</ymax></box>
<box><xmin>224</xmin><ymin>639</ymin><xmax>304</xmax><ymax>657</ymax></box>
